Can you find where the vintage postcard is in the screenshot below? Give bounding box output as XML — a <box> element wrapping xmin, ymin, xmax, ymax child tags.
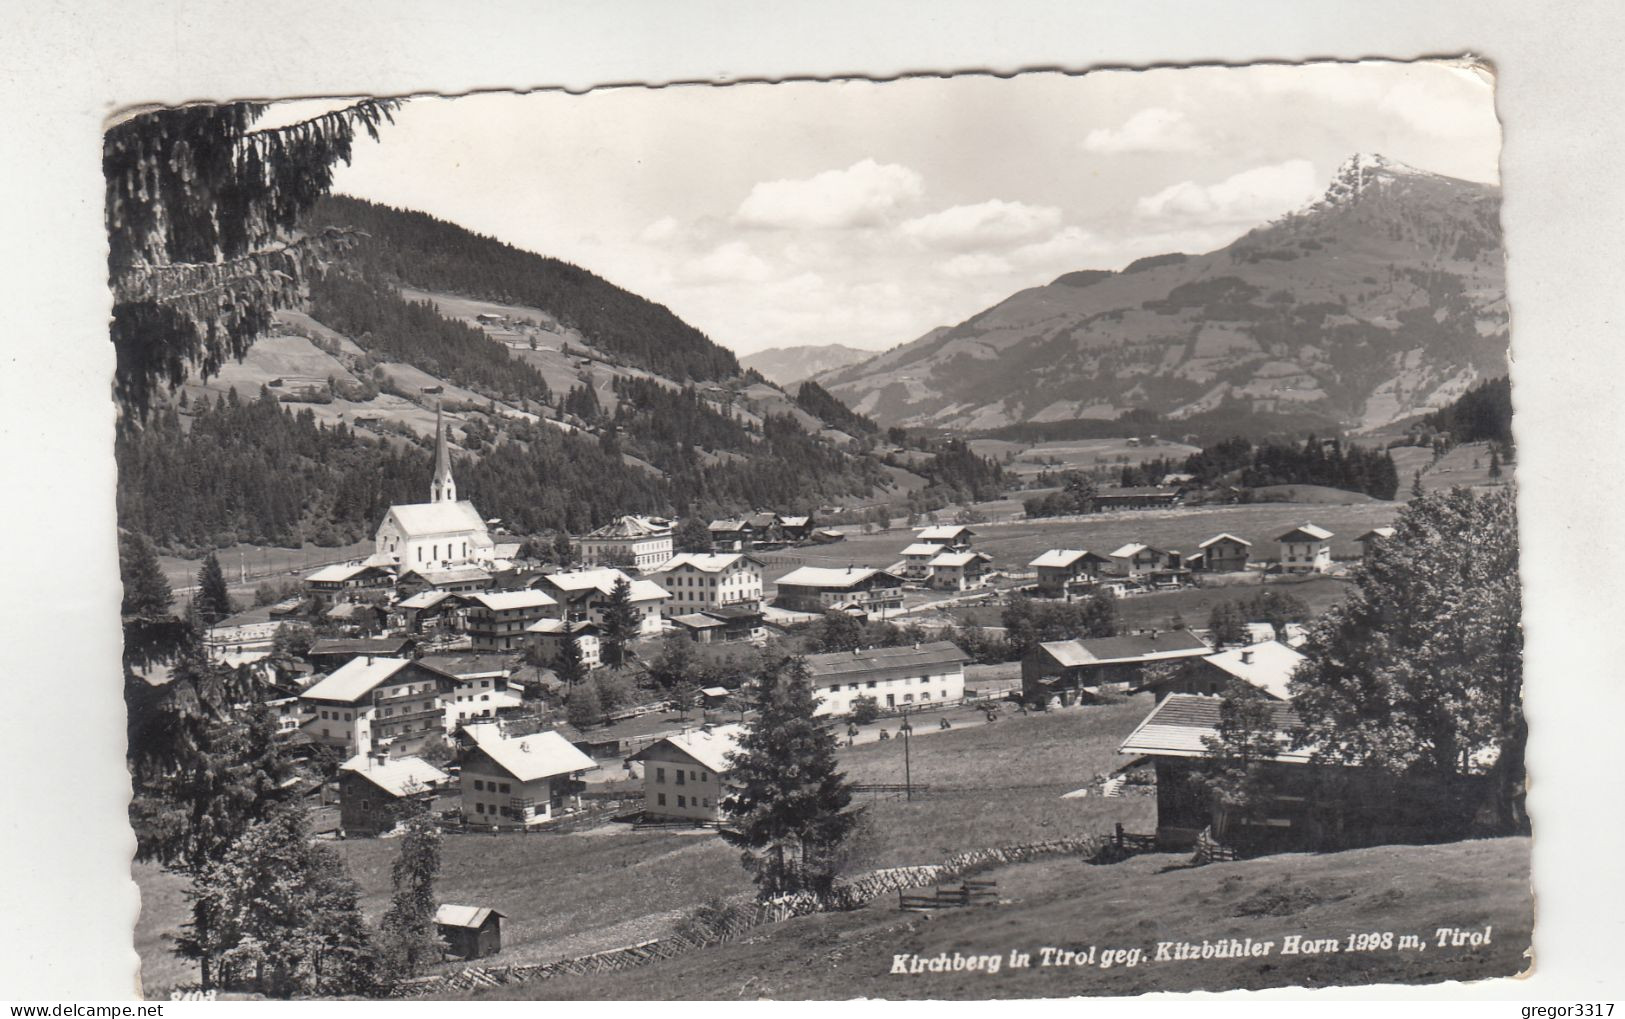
<box><xmin>111</xmin><ymin>60</ymin><xmax>1527</xmax><ymax>1000</ymax></box>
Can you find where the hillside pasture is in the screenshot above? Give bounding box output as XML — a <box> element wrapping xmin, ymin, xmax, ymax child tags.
<box><xmin>1000</xmin><ymin>436</ymin><xmax>1205</xmax><ymax>477</ymax></box>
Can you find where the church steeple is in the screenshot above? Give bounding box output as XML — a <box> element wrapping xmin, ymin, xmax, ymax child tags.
<box><xmin>430</xmin><ymin>403</ymin><xmax>456</xmax><ymax>504</ymax></box>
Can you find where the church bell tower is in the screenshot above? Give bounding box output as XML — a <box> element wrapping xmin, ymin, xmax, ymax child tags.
<box><xmin>430</xmin><ymin>403</ymin><xmax>457</xmax><ymax>504</ymax></box>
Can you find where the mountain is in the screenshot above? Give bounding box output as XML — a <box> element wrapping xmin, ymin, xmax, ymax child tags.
<box><xmin>815</xmin><ymin>155</ymin><xmax>1507</xmax><ymax>433</ymax></box>
<box><xmin>741</xmin><ymin>343</ymin><xmax>874</xmax><ymax>387</ymax></box>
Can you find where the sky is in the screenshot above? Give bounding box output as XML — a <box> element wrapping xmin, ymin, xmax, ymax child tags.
<box><xmin>315</xmin><ymin>60</ymin><xmax>1501</xmax><ymax>357</ymax></box>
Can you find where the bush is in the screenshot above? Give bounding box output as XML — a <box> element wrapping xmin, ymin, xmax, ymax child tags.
<box><xmin>849</xmin><ymin>696</ymin><xmax>880</xmax><ymax>725</ymax></box>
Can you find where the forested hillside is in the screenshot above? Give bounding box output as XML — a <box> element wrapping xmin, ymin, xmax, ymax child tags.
<box><xmin>305</xmin><ymin>196</ymin><xmax>739</xmax><ymax>382</ymax></box>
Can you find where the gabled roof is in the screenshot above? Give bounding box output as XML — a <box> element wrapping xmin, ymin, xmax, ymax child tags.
<box><xmin>804</xmin><ymin>641</ymin><xmax>966</xmax><ymax>680</ymax></box>
<box><xmin>1029</xmin><ymin>548</ymin><xmax>1103</xmax><ymax>568</ymax></box>
<box><xmin>1277</xmin><ymin>523</ymin><xmax>1334</xmax><ymax>542</ymax></box>
<box><xmin>306</xmin><ymin>562</ymin><xmax>391</xmax><ymax>583</ymax></box>
<box><xmin>708</xmin><ymin>518</ymin><xmax>750</xmax><ymax>532</ymax></box>
<box><xmin>468</xmin><ymin>729</ymin><xmax>596</xmax><ymax>782</ymax></box>
<box><xmin>435</xmin><ymin>905</ymin><xmax>506</xmax><ymax>929</ymax></box>
<box><xmin>653</xmin><ymin>552</ymin><xmax>761</xmax><ymax>574</ymax></box>
<box><xmin>582</xmin><ymin>514</ymin><xmax>672</xmax><ymax>539</ymax></box>
<box><xmin>1109</xmin><ymin>542</ymin><xmax>1163</xmax><ymax>559</ymax></box>
<box><xmin>1357</xmin><ymin>527</ymin><xmax>1397</xmax><ymax>542</ymax></box>
<box><xmin>397</xmin><ymin>590</ymin><xmax>463</xmax><ymax>611</ymax></box>
<box><xmin>671</xmin><ymin>613</ymin><xmax>727</xmax><ymax>630</ymax></box>
<box><xmin>629</xmin><ymin>723</ymin><xmax>745</xmax><ymax>773</ymax></box>
<box><xmin>384</xmin><ymin>500</ymin><xmax>490</xmax><ymax>538</ymax></box>
<box><xmin>1034</xmin><ymin>629</ymin><xmax>1210</xmax><ymax>668</ymax></box>
<box><xmin>1118</xmin><ymin>693</ymin><xmax>1311</xmax><ymax>762</ymax></box>
<box><xmin>916</xmin><ymin>524</ymin><xmax>972</xmax><ymax>541</ymax></box>
<box><xmin>746</xmin><ymin>511</ymin><xmax>782</xmax><ymax>529</ymax></box>
<box><xmin>900</xmin><ymin>542</ymin><xmax>947</xmax><ymax>557</ymax></box>
<box><xmin>402</xmin><ymin>566</ymin><xmax>491</xmax><ymax>586</ymax></box>
<box><xmin>417</xmin><ymin>652</ymin><xmax>512</xmax><ymax>679</ymax></box>
<box><xmin>1198</xmin><ymin>532</ymin><xmax>1253</xmax><ymax>549</ymax></box>
<box><xmin>928</xmin><ymin>550</ymin><xmax>991</xmax><ymax>568</ymax></box>
<box><xmin>779</xmin><ymin>515</ymin><xmax>811</xmax><ymax>528</ymax></box>
<box><xmin>525</xmin><ymin>617</ymin><xmax>600</xmax><ymax>636</ymax></box>
<box><xmin>776</xmin><ymin>566</ymin><xmax>902</xmax><ymax>589</ymax></box>
<box><xmin>301</xmin><ymin>657</ymin><xmax>414</xmax><ymax>703</ymax></box>
<box><xmin>340</xmin><ymin>754</ymin><xmax>448</xmax><ymax>797</ymax></box>
<box><xmin>1200</xmin><ymin>640</ymin><xmax>1306</xmax><ymax>701</ymax></box>
<box><xmin>466</xmin><ymin>590</ymin><xmax>557</xmax><ymax>612</ymax></box>
<box><xmin>309</xmin><ymin>637</ymin><xmax>413</xmax><ymax>658</ymax></box>
<box><xmin>1096</xmin><ymin>486</ymin><xmax>1180</xmax><ymax>498</ymax></box>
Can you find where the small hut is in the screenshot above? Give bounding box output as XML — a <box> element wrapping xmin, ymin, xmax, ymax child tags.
<box><xmin>435</xmin><ymin>905</ymin><xmax>506</xmax><ymax>960</ymax></box>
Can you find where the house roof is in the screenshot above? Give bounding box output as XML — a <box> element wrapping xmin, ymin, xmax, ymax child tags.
<box><xmin>1108</xmin><ymin>542</ymin><xmax>1163</xmax><ymax>559</ymax></box>
<box><xmin>324</xmin><ymin>601</ymin><xmax>385</xmax><ymax>620</ymax></box>
<box><xmin>653</xmin><ymin>553</ymin><xmax>760</xmax><ymax>574</ymax></box>
<box><xmin>1278</xmin><ymin>523</ymin><xmax>1334</xmax><ymax>542</ymax></box>
<box><xmin>708</xmin><ymin>518</ymin><xmax>750</xmax><ymax>532</ymax></box>
<box><xmin>1096</xmin><ymin>486</ymin><xmax>1180</xmax><ymax>499</ymax></box>
<box><xmin>466</xmin><ymin>590</ymin><xmax>557</xmax><ymax>612</ymax></box>
<box><xmin>700</xmin><ymin>686</ymin><xmax>730</xmax><ymax>697</ymax></box>
<box><xmin>746</xmin><ymin>512</ymin><xmax>782</xmax><ymax>529</ymax></box>
<box><xmin>434</xmin><ymin>905</ymin><xmax>506</xmax><ymax>929</ymax></box>
<box><xmin>417</xmin><ymin>652</ymin><xmax>512</xmax><ymax>679</ymax></box>
<box><xmin>928</xmin><ymin>550</ymin><xmax>991</xmax><ymax>568</ymax></box>
<box><xmin>309</xmin><ymin>637</ymin><xmax>413</xmax><ymax>658</ymax></box>
<box><xmin>398</xmin><ymin>590</ymin><xmax>461</xmax><ymax>611</ymax></box>
<box><xmin>525</xmin><ymin>617</ymin><xmax>600</xmax><ymax>636</ymax></box>
<box><xmin>1198</xmin><ymin>532</ymin><xmax>1253</xmax><ymax>549</ymax></box>
<box><xmin>629</xmin><ymin>724</ymin><xmax>745</xmax><ymax>773</ymax></box>
<box><xmin>804</xmin><ymin>641</ymin><xmax>965</xmax><ymax>680</ymax></box>
<box><xmin>306</xmin><ymin>562</ymin><xmax>390</xmax><ymax>583</ymax></box>
<box><xmin>779</xmin><ymin>515</ymin><xmax>811</xmax><ymax>528</ymax></box>
<box><xmin>916</xmin><ymin>525</ymin><xmax>972</xmax><ymax>541</ymax></box>
<box><xmin>1035</xmin><ymin>629</ymin><xmax>1210</xmax><ymax>668</ymax></box>
<box><xmin>1029</xmin><ymin>548</ymin><xmax>1100</xmax><ymax>568</ymax></box>
<box><xmin>469</xmin><ymin>729</ymin><xmax>596</xmax><ymax>782</ymax></box>
<box><xmin>1357</xmin><ymin>527</ymin><xmax>1397</xmax><ymax>542</ymax></box>
<box><xmin>301</xmin><ymin>657</ymin><xmax>413</xmax><ymax>702</ymax></box>
<box><xmin>776</xmin><ymin>566</ymin><xmax>901</xmax><ymax>589</ymax></box>
<box><xmin>900</xmin><ymin>542</ymin><xmax>946</xmax><ymax>557</ymax></box>
<box><xmin>1118</xmin><ymin>693</ymin><xmax>1311</xmax><ymax>762</ymax></box>
<box><xmin>671</xmin><ymin>613</ymin><xmax>727</xmax><ymax>630</ymax></box>
<box><xmin>385</xmin><ymin>500</ymin><xmax>490</xmax><ymax>538</ymax></box>
<box><xmin>1200</xmin><ymin>640</ymin><xmax>1307</xmax><ymax>700</ymax></box>
<box><xmin>582</xmin><ymin>514</ymin><xmax>672</xmax><ymax>539</ymax></box>
<box><xmin>339</xmin><ymin>754</ymin><xmax>448</xmax><ymax>797</ymax></box>
<box><xmin>403</xmin><ymin>566</ymin><xmax>492</xmax><ymax>586</ymax></box>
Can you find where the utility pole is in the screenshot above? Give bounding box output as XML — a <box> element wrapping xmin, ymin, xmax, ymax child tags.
<box><xmin>899</xmin><ymin>708</ymin><xmax>913</xmax><ymax>801</ymax></box>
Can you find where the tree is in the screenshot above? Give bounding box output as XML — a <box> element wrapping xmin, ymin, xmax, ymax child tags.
<box><xmin>670</xmin><ymin>681</ymin><xmax>701</xmax><ymax>723</ymax></box>
<box><xmin>648</xmin><ymin>631</ymin><xmax>697</xmax><ymax>691</ymax></box>
<box><xmin>1193</xmin><ymin>688</ymin><xmax>1287</xmax><ymax>843</ymax></box>
<box><xmin>548</xmin><ymin>624</ymin><xmax>589</xmax><ymax>689</ymax></box>
<box><xmin>120</xmin><ymin>530</ymin><xmax>173</xmax><ymax>618</ymax></box>
<box><xmin>373</xmin><ymin>798</ymin><xmax>445</xmax><ymax>988</ymax></box>
<box><xmin>849</xmin><ymin>695</ymin><xmax>880</xmax><ymax>725</ymax></box>
<box><xmin>106</xmin><ymin>100</ymin><xmax>398</xmax><ymax>421</ymax></box>
<box><xmin>1240</xmin><ymin>589</ymin><xmax>1310</xmax><ymax>634</ymax></box>
<box><xmin>1488</xmin><ymin>445</ymin><xmax>1503</xmax><ymax>480</ymax></box>
<box><xmin>675</xmin><ymin>516</ymin><xmax>714</xmax><ymax>554</ymax></box>
<box><xmin>1411</xmin><ymin>470</ymin><xmax>1425</xmax><ymax>499</ymax></box>
<box><xmin>175</xmin><ymin>806</ymin><xmax>374</xmax><ymax>997</ymax></box>
<box><xmin>196</xmin><ymin>552</ymin><xmax>234</xmax><ymax>624</ymax></box>
<box><xmin>599</xmin><ymin>577</ymin><xmax>639</xmax><ymax>667</ymax></box>
<box><xmin>565</xmin><ymin>681</ymin><xmax>601</xmax><ymax>730</ymax></box>
<box><xmin>721</xmin><ymin>656</ymin><xmax>863</xmax><ymax>897</ymax></box>
<box><xmin>596</xmin><ymin>670</ymin><xmax>635</xmax><ymax>715</ymax></box>
<box><xmin>812</xmin><ymin>610</ymin><xmax>864</xmax><ymax>653</ymax></box>
<box><xmin>1290</xmin><ymin>487</ymin><xmax>1525</xmax><ymax>834</ymax></box>
<box><xmin>1207</xmin><ymin>601</ymin><xmax>1247</xmax><ymax>648</ymax></box>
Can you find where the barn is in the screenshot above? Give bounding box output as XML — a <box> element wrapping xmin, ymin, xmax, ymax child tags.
<box><xmin>435</xmin><ymin>905</ymin><xmax>506</xmax><ymax>960</ymax></box>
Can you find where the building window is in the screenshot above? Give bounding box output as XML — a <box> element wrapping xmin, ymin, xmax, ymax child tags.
<box><xmin>499</xmin><ymin>783</ymin><xmax>511</xmax><ymax>794</ymax></box>
<box><xmin>677</xmin><ymin>795</ymin><xmax>686</xmax><ymax>808</ymax></box>
<box><xmin>474</xmin><ymin>779</ymin><xmax>485</xmax><ymax>791</ymax></box>
<box><xmin>675</xmin><ymin>770</ymin><xmax>685</xmax><ymax>786</ymax></box>
<box><xmin>657</xmin><ymin>793</ymin><xmax>666</xmax><ymax>806</ymax></box>
<box><xmin>475</xmin><ymin>803</ymin><xmax>485</xmax><ymax>814</ymax></box>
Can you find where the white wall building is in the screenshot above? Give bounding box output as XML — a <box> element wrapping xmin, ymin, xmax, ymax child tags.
<box><xmin>802</xmin><ymin>641</ymin><xmax>967</xmax><ymax>716</ymax></box>
<box><xmin>650</xmin><ymin>553</ymin><xmax>764</xmax><ymax>617</ymax></box>
<box><xmin>629</xmin><ymin>724</ymin><xmax>744</xmax><ymax>822</ymax></box>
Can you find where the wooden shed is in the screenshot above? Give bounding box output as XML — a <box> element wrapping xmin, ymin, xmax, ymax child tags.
<box><xmin>435</xmin><ymin>904</ymin><xmax>506</xmax><ymax>960</ymax></box>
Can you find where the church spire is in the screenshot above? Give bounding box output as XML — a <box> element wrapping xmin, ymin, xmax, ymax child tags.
<box><xmin>430</xmin><ymin>402</ymin><xmax>456</xmax><ymax>504</ymax></box>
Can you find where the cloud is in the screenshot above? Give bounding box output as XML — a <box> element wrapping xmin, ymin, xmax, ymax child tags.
<box><xmin>734</xmin><ymin>159</ymin><xmax>924</xmax><ymax>230</ymax></box>
<box><xmin>680</xmin><ymin>241</ymin><xmax>774</xmax><ymax>284</ymax></box>
<box><xmin>638</xmin><ymin>216</ymin><xmax>679</xmax><ymax>244</ymax></box>
<box><xmin>1007</xmin><ymin>226</ymin><xmax>1108</xmax><ymax>269</ymax></box>
<box><xmin>1134</xmin><ymin>159</ymin><xmax>1321</xmax><ymax>226</ymax></box>
<box><xmin>899</xmin><ymin>199</ymin><xmax>1063</xmax><ymax>251</ymax></box>
<box><xmin>940</xmin><ymin>253</ymin><xmax>1014</xmax><ymax>278</ymax></box>
<box><xmin>1082</xmin><ymin>107</ymin><xmax>1201</xmax><ymax>154</ymax></box>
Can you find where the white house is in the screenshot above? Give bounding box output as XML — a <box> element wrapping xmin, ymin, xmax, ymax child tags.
<box><xmin>1277</xmin><ymin>524</ymin><xmax>1334</xmax><ymax>574</ymax></box>
<box><xmin>897</xmin><ymin>542</ymin><xmax>946</xmax><ymax>582</ymax></box>
<box><xmin>374</xmin><ymin>406</ymin><xmax>495</xmax><ymax>570</ymax></box>
<box><xmin>802</xmin><ymin>641</ymin><xmax>967</xmax><ymax>716</ymax></box>
<box><xmin>650</xmin><ymin>553</ymin><xmax>765</xmax><ymax>617</ymax></box>
<box><xmin>462</xmin><ymin>589</ymin><xmax>559</xmax><ymax>653</ymax></box>
<box><xmin>1029</xmin><ymin>548</ymin><xmax>1111</xmax><ymax>596</ymax></box>
<box><xmin>915</xmin><ymin>524</ymin><xmax>975</xmax><ymax>549</ymax></box>
<box><xmin>299</xmin><ymin>657</ymin><xmax>458</xmax><ymax>759</ymax></box>
<box><xmin>524</xmin><ymin>618</ymin><xmax>603</xmax><ymax>669</ymax></box>
<box><xmin>773</xmin><ymin>566</ymin><xmax>905</xmax><ymax>616</ymax></box>
<box><xmin>1357</xmin><ymin>527</ymin><xmax>1396</xmax><ymax>559</ymax></box>
<box><xmin>628</xmin><ymin>724</ymin><xmax>745</xmax><ymax>822</ymax></box>
<box><xmin>1108</xmin><ymin>542</ymin><xmax>1170</xmax><ymax>579</ymax></box>
<box><xmin>459</xmin><ymin>729</ymin><xmax>597</xmax><ymax>828</ymax></box>
<box><xmin>576</xmin><ymin>515</ymin><xmax>675</xmax><ymax>572</ymax></box>
<box><xmin>537</xmin><ymin>568</ymin><xmax>669</xmax><ymax>637</ymax></box>
<box><xmin>419</xmin><ymin>653</ymin><xmax>524</xmax><ymax>728</ymax></box>
<box><xmin>926</xmin><ymin>549</ymin><xmax>993</xmax><ymax>591</ymax></box>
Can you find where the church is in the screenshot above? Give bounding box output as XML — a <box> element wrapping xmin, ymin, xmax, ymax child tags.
<box><xmin>374</xmin><ymin>407</ymin><xmax>495</xmax><ymax>570</ymax></box>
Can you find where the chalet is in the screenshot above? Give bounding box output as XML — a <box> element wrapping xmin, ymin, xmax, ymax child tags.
<box><xmin>810</xmin><ymin>528</ymin><xmax>846</xmax><ymax>544</ymax></box>
<box><xmin>927</xmin><ymin>549</ymin><xmax>993</xmax><ymax>591</ymax></box>
<box><xmin>668</xmin><ymin>606</ymin><xmax>765</xmax><ymax>645</ymax></box>
<box><xmin>575</xmin><ymin>514</ymin><xmax>674</xmax><ymax>572</ymax></box>
<box><xmin>337</xmin><ymin>751</ymin><xmax>447</xmax><ymax>836</ymax></box>
<box><xmin>1194</xmin><ymin>533</ymin><xmax>1252</xmax><ymax>572</ymax></box>
<box><xmin>396</xmin><ymin>565</ymin><xmax>493</xmax><ymax>597</ymax></box>
<box><xmin>1092</xmin><ymin>486</ymin><xmax>1181</xmax><ymax>511</ymax></box>
<box><xmin>1133</xmin><ymin>640</ymin><xmax>1306</xmax><ymax>701</ymax></box>
<box><xmin>524</xmin><ymin>618</ymin><xmax>603</xmax><ymax>668</ymax></box>
<box><xmin>1277</xmin><ymin>523</ymin><xmax>1334</xmax><ymax>574</ymax></box>
<box><xmin>323</xmin><ymin>600</ymin><xmax>390</xmax><ymax>635</ymax></box>
<box><xmin>628</xmin><ymin>723</ymin><xmax>745</xmax><ymax>822</ymax></box>
<box><xmin>707</xmin><ymin>518</ymin><xmax>753</xmax><ymax>551</ymax></box>
<box><xmin>803</xmin><ymin>641</ymin><xmax>966</xmax><ymax>716</ymax></box>
<box><xmin>650</xmin><ymin>553</ymin><xmax>765</xmax><ymax>617</ymax></box>
<box><xmin>396</xmin><ymin>589</ymin><xmax>471</xmax><ymax>635</ymax></box>
<box><xmin>778</xmin><ymin>514</ymin><xmax>816</xmax><ymax>543</ymax></box>
<box><xmin>419</xmin><ymin>652</ymin><xmax>523</xmax><ymax>728</ymax></box>
<box><xmin>460</xmin><ymin>728</ymin><xmax>596</xmax><ymax>828</ymax></box>
<box><xmin>915</xmin><ymin>524</ymin><xmax>974</xmax><ymax>549</ymax></box>
<box><xmin>535</xmin><ymin>568</ymin><xmax>669</xmax><ymax>637</ymax></box>
<box><xmin>745</xmin><ymin>511</ymin><xmax>788</xmax><ymax>547</ymax></box>
<box><xmin>299</xmin><ymin>656</ymin><xmax>459</xmax><ymax>760</ymax></box>
<box><xmin>304</xmin><ymin>561</ymin><xmax>395</xmax><ymax>599</ymax></box>
<box><xmin>1022</xmin><ymin>629</ymin><xmax>1210</xmax><ymax>706</ymax></box>
<box><xmin>1107</xmin><ymin>542</ymin><xmax>1172</xmax><ymax>579</ymax></box>
<box><xmin>773</xmin><ymin>566</ymin><xmax>905</xmax><ymax>617</ymax></box>
<box><xmin>463</xmin><ymin>590</ymin><xmax>558</xmax><ymax>653</ymax></box>
<box><xmin>1357</xmin><ymin>527</ymin><xmax>1397</xmax><ymax>559</ymax></box>
<box><xmin>1029</xmin><ymin>549</ymin><xmax>1112</xmax><ymax>597</ymax></box>
<box><xmin>306</xmin><ymin>636</ymin><xmax>417</xmax><ymax>672</ymax></box>
<box><xmin>898</xmin><ymin>542</ymin><xmax>946</xmax><ymax>582</ymax></box>
<box><xmin>435</xmin><ymin>905</ymin><xmax>506</xmax><ymax>961</ymax></box>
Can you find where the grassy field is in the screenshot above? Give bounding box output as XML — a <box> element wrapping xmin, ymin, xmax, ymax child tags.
<box><xmin>489</xmin><ymin>836</ymin><xmax>1530</xmax><ymax>999</ymax></box>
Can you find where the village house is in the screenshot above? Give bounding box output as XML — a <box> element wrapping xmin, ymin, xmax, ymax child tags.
<box><xmin>524</xmin><ymin>618</ymin><xmax>603</xmax><ymax>668</ymax></box>
<box><xmin>536</xmin><ymin>567</ymin><xmax>669</xmax><ymax>637</ymax></box>
<box><xmin>1193</xmin><ymin>533</ymin><xmax>1252</xmax><ymax>572</ymax></box>
<box><xmin>299</xmin><ymin>656</ymin><xmax>459</xmax><ymax>760</ymax></box>
<box><xmin>1357</xmin><ymin>526</ymin><xmax>1397</xmax><ymax>559</ymax></box>
<box><xmin>396</xmin><ymin>589</ymin><xmax>470</xmax><ymax>635</ymax></box>
<box><xmin>778</xmin><ymin>514</ymin><xmax>816</xmax><ymax>543</ymax></box>
<box><xmin>1277</xmin><ymin>523</ymin><xmax>1334</xmax><ymax>573</ymax></box>
<box><xmin>897</xmin><ymin>542</ymin><xmax>946</xmax><ymax>582</ymax></box>
<box><xmin>1134</xmin><ymin>640</ymin><xmax>1307</xmax><ymax>701</ymax></box>
<box><xmin>803</xmin><ymin>641</ymin><xmax>967</xmax><ymax>716</ymax></box>
<box><xmin>459</xmin><ymin>728</ymin><xmax>596</xmax><ymax>828</ymax></box>
<box><xmin>1029</xmin><ymin>548</ymin><xmax>1112</xmax><ymax>597</ymax></box>
<box><xmin>1107</xmin><ymin>542</ymin><xmax>1173</xmax><ymax>580</ymax></box>
<box><xmin>575</xmin><ymin>514</ymin><xmax>674</xmax><ymax>572</ymax></box>
<box><xmin>463</xmin><ymin>589</ymin><xmax>558</xmax><ymax>653</ymax></box>
<box><xmin>395</xmin><ymin>564</ymin><xmax>493</xmax><ymax>597</ymax></box>
<box><xmin>306</xmin><ymin>636</ymin><xmax>417</xmax><ymax>672</ymax></box>
<box><xmin>337</xmin><ymin>751</ymin><xmax>448</xmax><ymax>837</ymax></box>
<box><xmin>374</xmin><ymin>407</ymin><xmax>495</xmax><ymax>570</ymax></box>
<box><xmin>773</xmin><ymin>565</ymin><xmax>905</xmax><ymax>617</ymax></box>
<box><xmin>419</xmin><ymin>652</ymin><xmax>524</xmax><ymax>728</ymax></box>
<box><xmin>303</xmin><ymin>561</ymin><xmax>396</xmax><ymax>601</ymax></box>
<box><xmin>628</xmin><ymin>723</ymin><xmax>745</xmax><ymax>822</ymax></box>
<box><xmin>915</xmin><ymin>523</ymin><xmax>975</xmax><ymax>549</ymax></box>
<box><xmin>926</xmin><ymin>549</ymin><xmax>994</xmax><ymax>591</ymax></box>
<box><xmin>706</xmin><ymin>518</ymin><xmax>754</xmax><ymax>552</ymax></box>
<box><xmin>745</xmin><ymin>511</ymin><xmax>788</xmax><ymax>548</ymax></box>
<box><xmin>435</xmin><ymin>906</ymin><xmax>506</xmax><ymax>961</ymax></box>
<box><xmin>1021</xmin><ymin>629</ymin><xmax>1211</xmax><ymax>706</ymax></box>
<box><xmin>650</xmin><ymin>553</ymin><xmax>764</xmax><ymax>617</ymax></box>
<box><xmin>667</xmin><ymin>606</ymin><xmax>765</xmax><ymax>645</ymax></box>
<box><xmin>1092</xmin><ymin>486</ymin><xmax>1182</xmax><ymax>511</ymax></box>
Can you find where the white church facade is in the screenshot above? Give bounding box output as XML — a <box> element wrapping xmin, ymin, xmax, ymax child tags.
<box><xmin>375</xmin><ymin>407</ymin><xmax>495</xmax><ymax>570</ymax></box>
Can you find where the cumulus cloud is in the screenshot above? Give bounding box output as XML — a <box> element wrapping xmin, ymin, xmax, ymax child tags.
<box><xmin>734</xmin><ymin>159</ymin><xmax>924</xmax><ymax>230</ymax></box>
<box><xmin>680</xmin><ymin>241</ymin><xmax>774</xmax><ymax>284</ymax></box>
<box><xmin>1134</xmin><ymin>159</ymin><xmax>1321</xmax><ymax>226</ymax></box>
<box><xmin>899</xmin><ymin>199</ymin><xmax>1063</xmax><ymax>251</ymax></box>
<box><xmin>1082</xmin><ymin>107</ymin><xmax>1201</xmax><ymax>154</ymax></box>
<box><xmin>638</xmin><ymin>216</ymin><xmax>679</xmax><ymax>244</ymax></box>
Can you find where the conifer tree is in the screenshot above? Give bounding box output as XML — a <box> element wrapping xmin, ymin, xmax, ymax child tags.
<box><xmin>599</xmin><ymin>577</ymin><xmax>639</xmax><ymax>668</ymax></box>
<box><xmin>374</xmin><ymin>798</ymin><xmax>445</xmax><ymax>988</ymax></box>
<box><xmin>550</xmin><ymin>623</ymin><xmax>588</xmax><ymax>690</ymax></box>
<box><xmin>721</xmin><ymin>657</ymin><xmax>862</xmax><ymax>897</ymax></box>
<box><xmin>1489</xmin><ymin>445</ymin><xmax>1503</xmax><ymax>480</ymax></box>
<box><xmin>120</xmin><ymin>530</ymin><xmax>173</xmax><ymax>618</ymax></box>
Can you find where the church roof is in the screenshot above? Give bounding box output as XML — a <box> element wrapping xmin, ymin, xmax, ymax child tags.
<box><xmin>386</xmin><ymin>500</ymin><xmax>489</xmax><ymax>538</ymax></box>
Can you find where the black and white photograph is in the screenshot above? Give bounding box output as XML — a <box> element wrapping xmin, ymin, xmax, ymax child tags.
<box><xmin>97</xmin><ymin>58</ymin><xmax>1540</xmax><ymax>1000</ymax></box>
